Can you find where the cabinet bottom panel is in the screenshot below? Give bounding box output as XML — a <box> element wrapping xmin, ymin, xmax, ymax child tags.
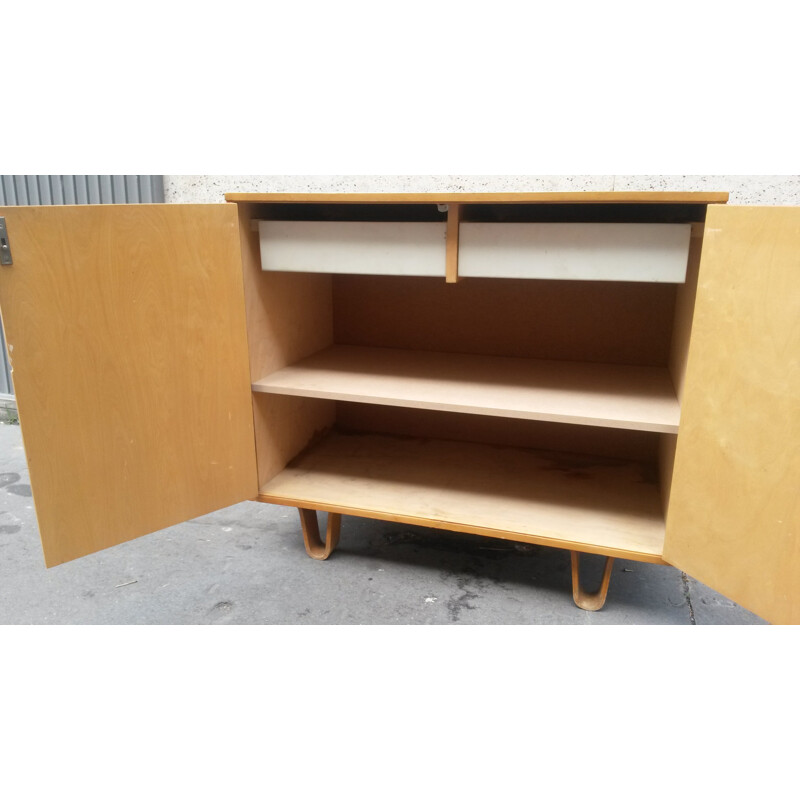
<box><xmin>258</xmin><ymin>431</ymin><xmax>666</xmax><ymax>563</ymax></box>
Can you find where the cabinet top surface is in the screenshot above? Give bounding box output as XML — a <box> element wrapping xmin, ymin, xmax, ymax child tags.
<box><xmin>225</xmin><ymin>191</ymin><xmax>729</xmax><ymax>205</ymax></box>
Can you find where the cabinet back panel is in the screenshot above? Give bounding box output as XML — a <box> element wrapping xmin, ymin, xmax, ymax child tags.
<box><xmin>336</xmin><ymin>403</ymin><xmax>659</xmax><ymax>464</ymax></box>
<box><xmin>333</xmin><ymin>276</ymin><xmax>675</xmax><ymax>366</ymax></box>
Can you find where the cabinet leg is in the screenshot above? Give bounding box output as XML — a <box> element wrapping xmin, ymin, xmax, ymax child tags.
<box><xmin>298</xmin><ymin>508</ymin><xmax>341</xmax><ymax>560</ymax></box>
<box><xmin>570</xmin><ymin>551</ymin><xmax>614</xmax><ymax>611</ymax></box>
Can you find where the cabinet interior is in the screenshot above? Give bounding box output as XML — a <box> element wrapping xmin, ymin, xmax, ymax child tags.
<box><xmin>235</xmin><ymin>200</ymin><xmax>705</xmax><ymax>563</ymax></box>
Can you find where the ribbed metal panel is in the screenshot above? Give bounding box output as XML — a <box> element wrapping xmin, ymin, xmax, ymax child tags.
<box><xmin>0</xmin><ymin>176</ymin><xmax>165</xmax><ymax>399</ymax></box>
<box><xmin>0</xmin><ymin>175</ymin><xmax>165</xmax><ymax>205</ymax></box>
<box><xmin>0</xmin><ymin>321</ymin><xmax>11</xmax><ymax>395</ymax></box>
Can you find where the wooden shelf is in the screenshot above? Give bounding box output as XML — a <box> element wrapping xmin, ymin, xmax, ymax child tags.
<box><xmin>258</xmin><ymin>432</ymin><xmax>666</xmax><ymax>562</ymax></box>
<box><xmin>252</xmin><ymin>345</ymin><xmax>681</xmax><ymax>433</ymax></box>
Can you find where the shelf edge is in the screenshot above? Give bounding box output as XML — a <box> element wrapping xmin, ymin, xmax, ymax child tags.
<box><xmin>256</xmin><ymin>492</ymin><xmax>667</xmax><ymax>564</ymax></box>
<box><xmin>251</xmin><ymin>382</ymin><xmax>680</xmax><ymax>434</ymax></box>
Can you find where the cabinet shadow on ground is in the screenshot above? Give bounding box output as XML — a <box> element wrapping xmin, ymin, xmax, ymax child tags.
<box><xmin>292</xmin><ymin>511</ymin><xmax>695</xmax><ymax>623</ymax></box>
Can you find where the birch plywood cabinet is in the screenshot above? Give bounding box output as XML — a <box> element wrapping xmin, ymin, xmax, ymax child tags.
<box><xmin>1</xmin><ymin>192</ymin><xmax>798</xmax><ymax>623</ymax></box>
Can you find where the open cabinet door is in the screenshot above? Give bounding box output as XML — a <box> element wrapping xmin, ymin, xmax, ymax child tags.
<box><xmin>0</xmin><ymin>204</ymin><xmax>258</xmax><ymax>566</ymax></box>
<box><xmin>664</xmin><ymin>205</ymin><xmax>800</xmax><ymax>624</ymax></box>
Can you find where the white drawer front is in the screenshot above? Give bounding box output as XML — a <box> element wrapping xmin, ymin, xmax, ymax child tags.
<box><xmin>459</xmin><ymin>223</ymin><xmax>692</xmax><ymax>282</ymax></box>
<box><xmin>258</xmin><ymin>220</ymin><xmax>447</xmax><ymax>276</ymax></box>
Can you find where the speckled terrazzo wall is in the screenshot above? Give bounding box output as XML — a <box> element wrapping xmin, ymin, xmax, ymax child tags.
<box><xmin>164</xmin><ymin>175</ymin><xmax>800</xmax><ymax>205</ymax></box>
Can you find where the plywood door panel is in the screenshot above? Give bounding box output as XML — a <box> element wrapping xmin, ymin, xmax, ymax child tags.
<box><xmin>0</xmin><ymin>204</ymin><xmax>258</xmax><ymax>566</ymax></box>
<box><xmin>664</xmin><ymin>205</ymin><xmax>800</xmax><ymax>624</ymax></box>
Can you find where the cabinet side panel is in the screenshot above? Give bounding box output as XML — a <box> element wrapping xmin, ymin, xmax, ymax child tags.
<box><xmin>668</xmin><ymin>223</ymin><xmax>704</xmax><ymax>403</ymax></box>
<box><xmin>658</xmin><ymin>433</ymin><xmax>677</xmax><ymax>517</ymax></box>
<box><xmin>660</xmin><ymin>225</ymin><xmax>704</xmax><ymax>513</ymax></box>
<box><xmin>664</xmin><ymin>205</ymin><xmax>800</xmax><ymax>624</ymax></box>
<box><xmin>254</xmin><ymin>394</ymin><xmax>335</xmax><ymax>486</ymax></box>
<box><xmin>0</xmin><ymin>205</ymin><xmax>258</xmax><ymax>566</ymax></box>
<box><xmin>235</xmin><ymin>204</ymin><xmax>335</xmax><ymax>486</ymax></box>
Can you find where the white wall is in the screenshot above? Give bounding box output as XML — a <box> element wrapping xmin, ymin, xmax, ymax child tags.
<box><xmin>164</xmin><ymin>175</ymin><xmax>800</xmax><ymax>205</ymax></box>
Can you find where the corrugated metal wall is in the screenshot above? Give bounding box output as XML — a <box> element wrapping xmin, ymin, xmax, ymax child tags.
<box><xmin>0</xmin><ymin>319</ymin><xmax>11</xmax><ymax>396</ymax></box>
<box><xmin>0</xmin><ymin>176</ymin><xmax>165</xmax><ymax>400</ymax></box>
<box><xmin>0</xmin><ymin>175</ymin><xmax>164</xmax><ymax>206</ymax></box>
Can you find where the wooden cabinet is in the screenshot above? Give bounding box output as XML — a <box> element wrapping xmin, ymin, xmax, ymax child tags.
<box><xmin>1</xmin><ymin>192</ymin><xmax>797</xmax><ymax>623</ymax></box>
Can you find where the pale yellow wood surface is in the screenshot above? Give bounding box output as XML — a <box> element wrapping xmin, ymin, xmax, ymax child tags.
<box><xmin>0</xmin><ymin>205</ymin><xmax>258</xmax><ymax>566</ymax></box>
<box><xmin>253</xmin><ymin>345</ymin><xmax>680</xmax><ymax>433</ymax></box>
<box><xmin>446</xmin><ymin>203</ymin><xmax>461</xmax><ymax>283</ymax></box>
<box><xmin>226</xmin><ymin>191</ymin><xmax>729</xmax><ymax>205</ymax></box>
<box><xmin>668</xmin><ymin>222</ymin><xmax>705</xmax><ymax>403</ymax></box>
<box><xmin>664</xmin><ymin>205</ymin><xmax>800</xmax><ymax>624</ymax></box>
<box><xmin>658</xmin><ymin>433</ymin><xmax>678</xmax><ymax>518</ymax></box>
<box><xmin>660</xmin><ymin>224</ymin><xmax>705</xmax><ymax>514</ymax></box>
<box><xmin>234</xmin><ymin>203</ymin><xmax>336</xmax><ymax>487</ymax></box>
<box><xmin>259</xmin><ymin>432</ymin><xmax>666</xmax><ymax>562</ymax></box>
<box><xmin>571</xmin><ymin>552</ymin><xmax>615</xmax><ymax>611</ymax></box>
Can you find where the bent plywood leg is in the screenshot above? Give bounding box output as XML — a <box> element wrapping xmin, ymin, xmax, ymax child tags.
<box><xmin>570</xmin><ymin>551</ymin><xmax>614</xmax><ymax>611</ymax></box>
<box><xmin>298</xmin><ymin>508</ymin><xmax>341</xmax><ymax>560</ymax></box>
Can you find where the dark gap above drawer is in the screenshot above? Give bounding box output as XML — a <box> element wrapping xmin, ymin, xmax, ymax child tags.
<box><xmin>251</xmin><ymin>203</ymin><xmax>447</xmax><ymax>222</ymax></box>
<box><xmin>460</xmin><ymin>203</ymin><xmax>707</xmax><ymax>224</ymax></box>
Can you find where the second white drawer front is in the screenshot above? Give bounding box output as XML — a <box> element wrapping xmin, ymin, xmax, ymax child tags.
<box><xmin>459</xmin><ymin>223</ymin><xmax>692</xmax><ymax>282</ymax></box>
<box><xmin>259</xmin><ymin>220</ymin><xmax>447</xmax><ymax>276</ymax></box>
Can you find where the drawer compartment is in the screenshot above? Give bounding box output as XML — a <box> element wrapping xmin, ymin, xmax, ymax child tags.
<box><xmin>458</xmin><ymin>222</ymin><xmax>691</xmax><ymax>282</ymax></box>
<box><xmin>258</xmin><ymin>220</ymin><xmax>447</xmax><ymax>276</ymax></box>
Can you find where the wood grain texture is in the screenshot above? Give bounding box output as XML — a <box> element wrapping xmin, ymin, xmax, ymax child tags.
<box><xmin>446</xmin><ymin>203</ymin><xmax>461</xmax><ymax>283</ymax></box>
<box><xmin>252</xmin><ymin>345</ymin><xmax>680</xmax><ymax>433</ymax></box>
<box><xmin>668</xmin><ymin>222</ymin><xmax>705</xmax><ymax>403</ymax></box>
<box><xmin>226</xmin><ymin>191</ymin><xmax>729</xmax><ymax>205</ymax></box>
<box><xmin>333</xmin><ymin>275</ymin><xmax>676</xmax><ymax>367</ymax></box>
<box><xmin>298</xmin><ymin>508</ymin><xmax>341</xmax><ymax>560</ymax></box>
<box><xmin>571</xmin><ymin>552</ymin><xmax>615</xmax><ymax>611</ymax></box>
<box><xmin>664</xmin><ymin>205</ymin><xmax>800</xmax><ymax>624</ymax></box>
<box><xmin>658</xmin><ymin>433</ymin><xmax>678</xmax><ymax>517</ymax></box>
<box><xmin>0</xmin><ymin>204</ymin><xmax>258</xmax><ymax>566</ymax></box>
<box><xmin>259</xmin><ymin>432</ymin><xmax>666</xmax><ymax>562</ymax></box>
<box><xmin>659</xmin><ymin>225</ymin><xmax>705</xmax><ymax>514</ymax></box>
<box><xmin>234</xmin><ymin>203</ymin><xmax>336</xmax><ymax>486</ymax></box>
